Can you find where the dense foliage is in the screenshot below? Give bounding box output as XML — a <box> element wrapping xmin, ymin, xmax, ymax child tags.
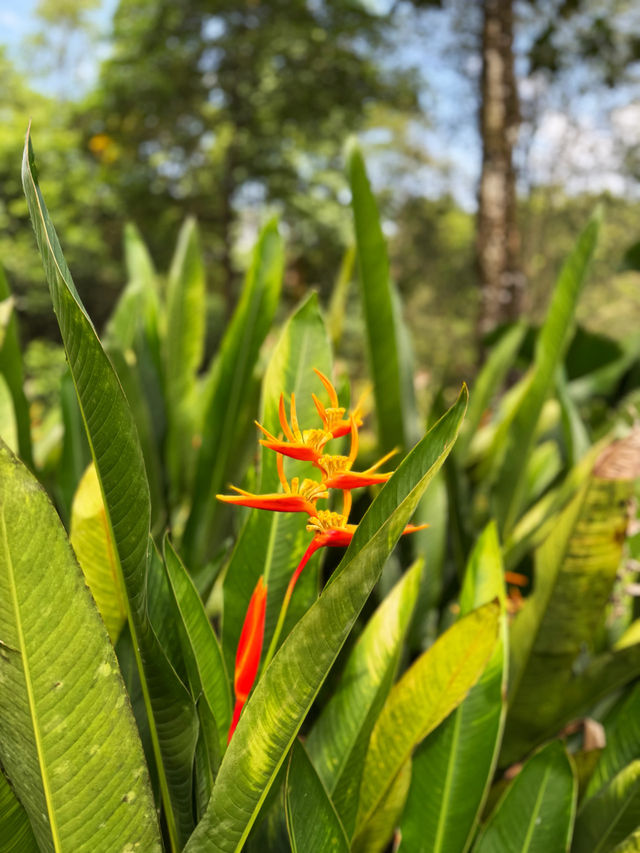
<box><xmin>2</xmin><ymin>133</ymin><xmax>640</xmax><ymax>852</ymax></box>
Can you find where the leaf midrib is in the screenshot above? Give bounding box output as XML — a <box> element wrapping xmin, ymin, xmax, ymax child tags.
<box><xmin>432</xmin><ymin>700</ymin><xmax>462</xmax><ymax>853</ymax></box>
<box><xmin>358</xmin><ymin>612</ymin><xmax>493</xmax><ymax>831</ymax></box>
<box><xmin>1</xmin><ymin>510</ymin><xmax>62</xmax><ymax>851</ymax></box>
<box><xmin>520</xmin><ymin>763</ymin><xmax>551</xmax><ymax>851</ymax></box>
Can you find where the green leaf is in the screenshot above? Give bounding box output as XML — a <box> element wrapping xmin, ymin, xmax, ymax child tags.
<box><xmin>473</xmin><ymin>742</ymin><xmax>576</xmax><ymax>853</ymax></box>
<box><xmin>107</xmin><ymin>348</ymin><xmax>166</xmax><ymax>537</ymax></box>
<box><xmin>285</xmin><ymin>740</ymin><xmax>349</xmax><ymax>853</ymax></box>
<box><xmin>585</xmin><ymin>685</ymin><xmax>640</xmax><ymax>801</ymax></box>
<box><xmin>0</xmin><ymin>266</ymin><xmax>32</xmax><ymax>468</ymax></box>
<box><xmin>0</xmin><ymin>768</ymin><xmax>39</xmax><ymax>853</ymax></box>
<box><xmin>492</xmin><ymin>212</ymin><xmax>600</xmax><ymax>536</ymax></box>
<box><xmin>347</xmin><ymin>139</ymin><xmax>413</xmax><ymax>454</ymax></box>
<box><xmin>183</xmin><ymin>385</ymin><xmax>469</xmax><ymax>853</ymax></box>
<box><xmin>164</xmin><ymin>538</ymin><xmax>232</xmax><ymax>759</ymax></box>
<box><xmin>456</xmin><ymin>322</ymin><xmax>526</xmax><ymax>462</ymax></box>
<box><xmin>0</xmin><ymin>373</ymin><xmax>17</xmax><ymax>454</ymax></box>
<box><xmin>399</xmin><ymin>522</ymin><xmax>508</xmax><ymax>853</ymax></box>
<box><xmin>306</xmin><ymin>559</ymin><xmax>423</xmax><ymax>835</ymax></box>
<box><xmin>164</xmin><ymin>217</ymin><xmax>206</xmax><ymax>503</ymax></box>
<box><xmin>353</xmin><ymin>598</ymin><xmax>500</xmax><ymax>844</ymax></box>
<box><xmin>327</xmin><ymin>244</ymin><xmax>354</xmax><ymax>350</ymax></box>
<box><xmin>504</xmin><ymin>446</ymin><xmax>634</xmax><ymax>765</ymax></box>
<box><xmin>501</xmin><ymin>445</ymin><xmax>601</xmax><ymax>572</ymax></box>
<box><xmin>183</xmin><ymin>218</ymin><xmax>283</xmax><ymax>569</ymax></box>
<box><xmin>351</xmin><ymin>759</ymin><xmax>411</xmax><ymax>853</ymax></box>
<box><xmin>408</xmin><ymin>472</ymin><xmax>448</xmax><ymax>650</ymax></box>
<box><xmin>612</xmin><ymin>827</ymin><xmax>640</xmax><ymax>852</ymax></box>
<box><xmin>55</xmin><ymin>370</ymin><xmax>91</xmax><ymax>525</ymax></box>
<box><xmin>22</xmin><ymin>130</ymin><xmax>198</xmax><ymax>849</ymax></box>
<box><xmin>573</xmin><ymin>761</ymin><xmax>640</xmax><ymax>853</ymax></box>
<box><xmin>0</xmin><ymin>442</ymin><xmax>161</xmax><ymax>852</ymax></box>
<box><xmin>105</xmin><ymin>222</ymin><xmax>160</xmax><ymax>354</ymax></box>
<box><xmin>221</xmin><ymin>292</ymin><xmax>332</xmax><ymax>678</ymax></box>
<box><xmin>70</xmin><ymin>463</ymin><xmax>127</xmax><ymax>644</ymax></box>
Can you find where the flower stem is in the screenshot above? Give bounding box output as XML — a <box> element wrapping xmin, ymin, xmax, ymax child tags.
<box><xmin>262</xmin><ymin>538</ymin><xmax>320</xmax><ymax>670</ymax></box>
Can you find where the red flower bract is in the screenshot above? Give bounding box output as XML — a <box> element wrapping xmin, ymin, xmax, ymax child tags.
<box><xmin>228</xmin><ymin>576</ymin><xmax>267</xmax><ymax>742</ymax></box>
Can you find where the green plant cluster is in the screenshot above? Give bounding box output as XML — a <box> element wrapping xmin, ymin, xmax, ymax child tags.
<box><xmin>1</xmin><ymin>132</ymin><xmax>640</xmax><ymax>853</ymax></box>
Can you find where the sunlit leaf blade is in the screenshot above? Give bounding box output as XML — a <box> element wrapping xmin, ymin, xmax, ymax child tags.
<box><xmin>573</xmin><ymin>761</ymin><xmax>640</xmax><ymax>853</ymax></box>
<box><xmin>586</xmin><ymin>685</ymin><xmax>640</xmax><ymax>801</ymax></box>
<box><xmin>492</xmin><ymin>211</ymin><xmax>600</xmax><ymax>535</ymax></box>
<box><xmin>70</xmin><ymin>462</ymin><xmax>127</xmax><ymax>644</ymax></box>
<box><xmin>473</xmin><ymin>742</ymin><xmax>576</xmax><ymax>853</ymax></box>
<box><xmin>0</xmin><ymin>442</ymin><xmax>161</xmax><ymax>852</ymax></box>
<box><xmin>347</xmin><ymin>139</ymin><xmax>413</xmax><ymax>454</ymax></box>
<box><xmin>456</xmin><ymin>322</ymin><xmax>526</xmax><ymax>462</ymax></box>
<box><xmin>504</xmin><ymin>439</ymin><xmax>635</xmax><ymax>764</ymax></box>
<box><xmin>306</xmin><ymin>559</ymin><xmax>422</xmax><ymax>835</ymax></box>
<box><xmin>165</xmin><ymin>217</ymin><xmax>206</xmax><ymax>502</ymax></box>
<box><xmin>184</xmin><ymin>386</ymin><xmax>468</xmax><ymax>853</ymax></box>
<box><xmin>221</xmin><ymin>292</ymin><xmax>332</xmax><ymax>677</ymax></box>
<box><xmin>22</xmin><ymin>130</ymin><xmax>197</xmax><ymax>848</ymax></box>
<box><xmin>327</xmin><ymin>244</ymin><xmax>354</xmax><ymax>349</ymax></box>
<box><xmin>351</xmin><ymin>759</ymin><xmax>411</xmax><ymax>853</ymax></box>
<box><xmin>408</xmin><ymin>472</ymin><xmax>448</xmax><ymax>650</ymax></box>
<box><xmin>399</xmin><ymin>522</ymin><xmax>507</xmax><ymax>853</ymax></box>
<box><xmin>105</xmin><ymin>222</ymin><xmax>160</xmax><ymax>354</ymax></box>
<box><xmin>612</xmin><ymin>827</ymin><xmax>640</xmax><ymax>852</ymax></box>
<box><xmin>0</xmin><ymin>374</ymin><xmax>17</xmax><ymax>453</ymax></box>
<box><xmin>353</xmin><ymin>599</ymin><xmax>500</xmax><ymax>844</ymax></box>
<box><xmin>183</xmin><ymin>218</ymin><xmax>283</xmax><ymax>569</ymax></box>
<box><xmin>0</xmin><ymin>266</ymin><xmax>32</xmax><ymax>468</ymax></box>
<box><xmin>164</xmin><ymin>538</ymin><xmax>232</xmax><ymax>759</ymax></box>
<box><xmin>285</xmin><ymin>740</ymin><xmax>349</xmax><ymax>853</ymax></box>
<box><xmin>55</xmin><ymin>370</ymin><xmax>91</xmax><ymax>525</ymax></box>
<box><xmin>0</xmin><ymin>768</ymin><xmax>38</xmax><ymax>852</ymax></box>
<box><xmin>107</xmin><ymin>348</ymin><xmax>166</xmax><ymax>537</ymax></box>
<box><xmin>501</xmin><ymin>446</ymin><xmax>600</xmax><ymax>572</ymax></box>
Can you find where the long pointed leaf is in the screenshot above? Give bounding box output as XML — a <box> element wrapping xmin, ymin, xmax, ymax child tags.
<box><xmin>353</xmin><ymin>599</ymin><xmax>500</xmax><ymax>846</ymax></box>
<box><xmin>473</xmin><ymin>742</ymin><xmax>576</xmax><ymax>853</ymax></box>
<box><xmin>70</xmin><ymin>462</ymin><xmax>127</xmax><ymax>643</ymax></box>
<box><xmin>285</xmin><ymin>740</ymin><xmax>349</xmax><ymax>853</ymax></box>
<box><xmin>0</xmin><ymin>266</ymin><xmax>32</xmax><ymax>467</ymax></box>
<box><xmin>183</xmin><ymin>218</ymin><xmax>283</xmax><ymax>568</ymax></box>
<box><xmin>164</xmin><ymin>538</ymin><xmax>232</xmax><ymax>760</ymax></box>
<box><xmin>493</xmin><ymin>212</ymin><xmax>600</xmax><ymax>535</ymax></box>
<box><xmin>0</xmin><ymin>767</ymin><xmax>38</xmax><ymax>852</ymax></box>
<box><xmin>573</xmin><ymin>761</ymin><xmax>640</xmax><ymax>853</ymax></box>
<box><xmin>164</xmin><ymin>217</ymin><xmax>206</xmax><ymax>503</ymax></box>
<box><xmin>184</xmin><ymin>386</ymin><xmax>469</xmax><ymax>852</ymax></box>
<box><xmin>504</xmin><ymin>441</ymin><xmax>634</xmax><ymax>764</ymax></box>
<box><xmin>348</xmin><ymin>140</ymin><xmax>414</xmax><ymax>454</ymax></box>
<box><xmin>306</xmin><ymin>558</ymin><xmax>423</xmax><ymax>835</ymax></box>
<box><xmin>0</xmin><ymin>442</ymin><xmax>161</xmax><ymax>851</ymax></box>
<box><xmin>399</xmin><ymin>522</ymin><xmax>508</xmax><ymax>853</ymax></box>
<box><xmin>22</xmin><ymin>130</ymin><xmax>198</xmax><ymax>849</ymax></box>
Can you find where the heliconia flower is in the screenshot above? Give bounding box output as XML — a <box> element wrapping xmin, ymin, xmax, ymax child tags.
<box><xmin>256</xmin><ymin>392</ymin><xmax>332</xmax><ymax>462</ymax></box>
<box><xmin>315</xmin><ymin>417</ymin><xmax>398</xmax><ymax>490</ymax></box>
<box><xmin>217</xmin><ymin>454</ymin><xmax>329</xmax><ymax>516</ymax></box>
<box><xmin>228</xmin><ymin>576</ymin><xmax>267</xmax><ymax>742</ymax></box>
<box><xmin>312</xmin><ymin>368</ymin><xmax>366</xmax><ymax>438</ymax></box>
<box><xmin>285</xmin><ymin>495</ymin><xmax>428</xmax><ymax>601</ymax></box>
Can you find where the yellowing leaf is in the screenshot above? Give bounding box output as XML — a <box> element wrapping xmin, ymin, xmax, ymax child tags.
<box><xmin>70</xmin><ymin>463</ymin><xmax>126</xmax><ymax>643</ymax></box>
<box><xmin>353</xmin><ymin>599</ymin><xmax>500</xmax><ymax>840</ymax></box>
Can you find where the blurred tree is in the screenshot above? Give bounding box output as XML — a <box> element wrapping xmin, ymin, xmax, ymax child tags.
<box><xmin>0</xmin><ymin>47</ymin><xmax>121</xmax><ymax>337</ymax></box>
<box><xmin>476</xmin><ymin>0</ymin><xmax>525</xmax><ymax>338</ymax></box>
<box><xmin>83</xmin><ymin>0</ymin><xmax>423</xmax><ymax>305</ymax></box>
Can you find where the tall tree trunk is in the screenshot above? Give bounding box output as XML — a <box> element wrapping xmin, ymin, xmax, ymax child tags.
<box><xmin>476</xmin><ymin>0</ymin><xmax>525</xmax><ymax>339</ymax></box>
